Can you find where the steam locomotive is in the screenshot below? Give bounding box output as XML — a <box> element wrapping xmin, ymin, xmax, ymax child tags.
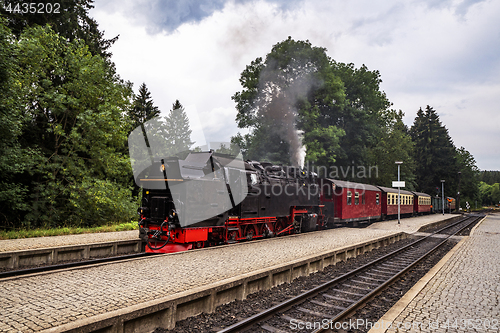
<box><xmin>136</xmin><ymin>150</ymin><xmax>445</xmax><ymax>253</ymax></box>
<box><xmin>137</xmin><ymin>151</ymin><xmax>322</xmax><ymax>252</ymax></box>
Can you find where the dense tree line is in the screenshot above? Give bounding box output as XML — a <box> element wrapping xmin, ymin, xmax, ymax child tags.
<box><xmin>0</xmin><ymin>13</ymin><xmax>493</xmax><ymax>230</ymax></box>
<box><xmin>480</xmin><ymin>171</ymin><xmax>500</xmax><ymax>185</ymax></box>
<box><xmin>232</xmin><ymin>37</ymin><xmax>484</xmax><ymax>208</ymax></box>
<box><xmin>478</xmin><ymin>171</ymin><xmax>500</xmax><ymax>206</ymax></box>
<box><xmin>0</xmin><ymin>4</ymin><xmax>194</xmax><ymax>229</ymax></box>
<box><xmin>0</xmin><ymin>18</ymin><xmax>135</xmax><ymax>229</ymax></box>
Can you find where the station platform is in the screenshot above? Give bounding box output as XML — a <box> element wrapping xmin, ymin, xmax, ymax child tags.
<box><xmin>0</xmin><ymin>214</ymin><xmax>454</xmax><ymax>332</ymax></box>
<box><xmin>0</xmin><ymin>230</ymin><xmax>139</xmax><ymax>253</ymax></box>
<box><xmin>369</xmin><ymin>212</ymin><xmax>499</xmax><ymax>333</ymax></box>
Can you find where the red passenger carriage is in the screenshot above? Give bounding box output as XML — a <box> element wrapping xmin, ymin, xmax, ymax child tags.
<box><xmin>413</xmin><ymin>191</ymin><xmax>432</xmax><ymax>214</ymax></box>
<box><xmin>320</xmin><ymin>179</ymin><xmax>381</xmax><ymax>227</ymax></box>
<box><xmin>377</xmin><ymin>186</ymin><xmax>414</xmax><ymax>218</ymax></box>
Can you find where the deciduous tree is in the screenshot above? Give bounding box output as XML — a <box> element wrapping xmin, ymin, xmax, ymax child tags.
<box><xmin>232</xmin><ymin>37</ymin><xmax>345</xmax><ymax>166</ymax></box>
<box><xmin>13</xmin><ymin>25</ymin><xmax>135</xmax><ymax>227</ymax></box>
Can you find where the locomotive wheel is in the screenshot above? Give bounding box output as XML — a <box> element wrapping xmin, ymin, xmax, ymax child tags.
<box><xmin>274</xmin><ymin>220</ymin><xmax>285</xmax><ymax>235</ymax></box>
<box><xmin>194</xmin><ymin>241</ymin><xmax>205</xmax><ymax>249</ymax></box>
<box><xmin>228</xmin><ymin>230</ymin><xmax>238</xmax><ymax>242</ymax></box>
<box><xmin>244</xmin><ymin>225</ymin><xmax>257</xmax><ymax>241</ymax></box>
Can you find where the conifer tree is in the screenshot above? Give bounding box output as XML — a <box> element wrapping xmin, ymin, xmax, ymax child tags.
<box><xmin>410</xmin><ymin>106</ymin><xmax>458</xmax><ymax>195</ymax></box>
<box><xmin>164</xmin><ymin>100</ymin><xmax>194</xmax><ymax>155</ymax></box>
<box><xmin>1</xmin><ymin>0</ymin><xmax>117</xmax><ymax>59</ymax></box>
<box><xmin>130</xmin><ymin>83</ymin><xmax>160</xmax><ymax>128</ymax></box>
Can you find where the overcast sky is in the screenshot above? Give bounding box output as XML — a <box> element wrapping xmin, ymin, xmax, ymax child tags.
<box><xmin>91</xmin><ymin>0</ymin><xmax>499</xmax><ymax>170</ymax></box>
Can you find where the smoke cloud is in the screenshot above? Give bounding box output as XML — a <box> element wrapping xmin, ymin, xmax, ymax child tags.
<box><xmin>257</xmin><ymin>61</ymin><xmax>323</xmax><ymax>166</ymax></box>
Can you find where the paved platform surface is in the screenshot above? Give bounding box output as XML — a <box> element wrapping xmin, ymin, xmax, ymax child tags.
<box><xmin>0</xmin><ymin>214</ymin><xmax>453</xmax><ymax>332</ymax></box>
<box><xmin>379</xmin><ymin>213</ymin><xmax>500</xmax><ymax>332</ymax></box>
<box><xmin>0</xmin><ymin>230</ymin><xmax>139</xmax><ymax>252</ymax></box>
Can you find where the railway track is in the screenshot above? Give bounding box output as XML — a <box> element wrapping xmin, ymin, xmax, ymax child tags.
<box><xmin>0</xmin><ymin>252</ymin><xmax>156</xmax><ymax>279</ymax></box>
<box><xmin>218</xmin><ymin>214</ymin><xmax>484</xmax><ymax>333</ymax></box>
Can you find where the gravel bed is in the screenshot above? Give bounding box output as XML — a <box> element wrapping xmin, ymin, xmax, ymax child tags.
<box><xmin>343</xmin><ymin>239</ymin><xmax>459</xmax><ymax>333</ymax></box>
<box><xmin>259</xmin><ymin>234</ymin><xmax>447</xmax><ymax>333</ymax></box>
<box><xmin>456</xmin><ymin>217</ymin><xmax>481</xmax><ymax>236</ymax></box>
<box><xmin>154</xmin><ymin>236</ymin><xmax>421</xmax><ymax>333</ymax></box>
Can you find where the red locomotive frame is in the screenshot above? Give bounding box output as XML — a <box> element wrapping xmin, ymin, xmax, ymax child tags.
<box><xmin>142</xmin><ymin>206</ymin><xmax>322</xmax><ymax>253</ymax></box>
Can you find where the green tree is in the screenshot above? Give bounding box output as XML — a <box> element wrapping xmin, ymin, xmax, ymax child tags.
<box><xmin>479</xmin><ymin>181</ymin><xmax>500</xmax><ymax>206</ymax></box>
<box><xmin>455</xmin><ymin>146</ymin><xmax>480</xmax><ymax>208</ymax></box>
<box><xmin>329</xmin><ymin>61</ymin><xmax>392</xmax><ymax>170</ymax></box>
<box><xmin>1</xmin><ymin>0</ymin><xmax>117</xmax><ymax>59</ymax></box>
<box><xmin>366</xmin><ymin>110</ymin><xmax>416</xmax><ymax>188</ymax></box>
<box><xmin>480</xmin><ymin>171</ymin><xmax>500</xmax><ymax>185</ymax></box>
<box><xmin>163</xmin><ymin>100</ymin><xmax>194</xmax><ymax>155</ymax></box>
<box><xmin>410</xmin><ymin>106</ymin><xmax>459</xmax><ymax>195</ymax></box>
<box><xmin>129</xmin><ymin>83</ymin><xmax>160</xmax><ymax>129</ymax></box>
<box><xmin>0</xmin><ymin>18</ymin><xmax>36</xmax><ymax>226</ymax></box>
<box><xmin>13</xmin><ymin>25</ymin><xmax>135</xmax><ymax>227</ymax></box>
<box><xmin>232</xmin><ymin>37</ymin><xmax>345</xmax><ymax>166</ymax></box>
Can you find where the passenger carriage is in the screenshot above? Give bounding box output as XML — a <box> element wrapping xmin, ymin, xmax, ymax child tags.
<box><xmin>377</xmin><ymin>186</ymin><xmax>414</xmax><ymax>219</ymax></box>
<box><xmin>413</xmin><ymin>191</ymin><xmax>432</xmax><ymax>214</ymax></box>
<box><xmin>320</xmin><ymin>179</ymin><xmax>382</xmax><ymax>227</ymax></box>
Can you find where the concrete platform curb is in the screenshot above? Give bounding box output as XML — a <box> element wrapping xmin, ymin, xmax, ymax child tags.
<box><xmin>38</xmin><ymin>233</ymin><xmax>409</xmax><ymax>333</ymax></box>
<box><xmin>0</xmin><ymin>239</ymin><xmax>142</xmax><ymax>269</ymax></box>
<box><xmin>367</xmin><ymin>214</ymin><xmax>488</xmax><ymax>333</ymax></box>
<box><xmin>414</xmin><ymin>214</ymin><xmax>462</xmax><ymax>233</ymax></box>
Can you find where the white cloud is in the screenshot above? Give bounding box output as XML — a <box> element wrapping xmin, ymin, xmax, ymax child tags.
<box><xmin>92</xmin><ymin>0</ymin><xmax>500</xmax><ymax>169</ymax></box>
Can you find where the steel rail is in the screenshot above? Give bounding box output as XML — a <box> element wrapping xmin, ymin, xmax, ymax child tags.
<box><xmin>217</xmin><ymin>214</ymin><xmax>482</xmax><ymax>333</ymax></box>
<box><xmin>311</xmin><ymin>214</ymin><xmax>483</xmax><ymax>333</ymax></box>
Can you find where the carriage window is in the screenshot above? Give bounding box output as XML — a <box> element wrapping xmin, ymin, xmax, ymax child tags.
<box><xmin>376</xmin><ymin>193</ymin><xmax>380</xmax><ymax>205</ymax></box>
<box><xmin>355</xmin><ymin>192</ymin><xmax>359</xmax><ymax>205</ymax></box>
<box><xmin>347</xmin><ymin>191</ymin><xmax>352</xmax><ymax>205</ymax></box>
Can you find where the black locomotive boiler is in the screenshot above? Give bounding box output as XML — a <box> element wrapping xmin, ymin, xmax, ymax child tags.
<box><xmin>137</xmin><ymin>151</ymin><xmax>324</xmax><ymax>253</ymax></box>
